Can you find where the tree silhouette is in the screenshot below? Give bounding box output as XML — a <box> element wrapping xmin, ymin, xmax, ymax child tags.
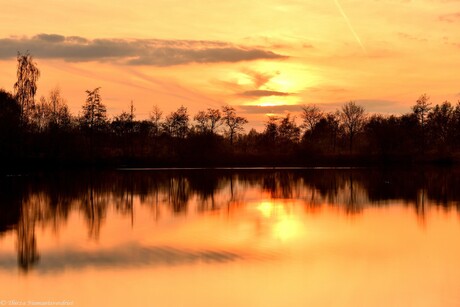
<box><xmin>205</xmin><ymin>108</ymin><xmax>222</xmax><ymax>135</ymax></box>
<box><xmin>163</xmin><ymin>106</ymin><xmax>189</xmax><ymax>138</ymax></box>
<box><xmin>221</xmin><ymin>105</ymin><xmax>247</xmax><ymax>145</ymax></box>
<box><xmin>413</xmin><ymin>94</ymin><xmax>431</xmax><ymax>129</ymax></box>
<box><xmin>5</xmin><ymin>48</ymin><xmax>460</xmax><ymax>169</ymax></box>
<box><xmin>80</xmin><ymin>87</ymin><xmax>107</xmax><ymax>160</ymax></box>
<box><xmin>263</xmin><ymin>115</ymin><xmax>279</xmax><ymax>145</ymax></box>
<box><xmin>31</xmin><ymin>96</ymin><xmax>52</xmax><ymax>132</ymax></box>
<box><xmin>340</xmin><ymin>101</ymin><xmax>365</xmax><ymax>152</ymax></box>
<box><xmin>32</xmin><ymin>88</ymin><xmax>71</xmax><ymax>132</ymax></box>
<box><xmin>14</xmin><ymin>52</ymin><xmax>40</xmax><ymax>124</ymax></box>
<box><xmin>150</xmin><ymin>105</ymin><xmax>163</xmax><ymax>138</ymax></box>
<box><xmin>81</xmin><ymin>87</ymin><xmax>107</xmax><ymax>131</ymax></box>
<box><xmin>427</xmin><ymin>101</ymin><xmax>454</xmax><ymax>151</ymax></box>
<box><xmin>278</xmin><ymin>114</ymin><xmax>301</xmax><ymax>144</ymax></box>
<box><xmin>194</xmin><ymin>111</ymin><xmax>208</xmax><ymax>134</ymax></box>
<box><xmin>412</xmin><ymin>94</ymin><xmax>432</xmax><ymax>153</ymax></box>
<box><xmin>0</xmin><ymin>90</ymin><xmax>21</xmax><ymax>159</ymax></box>
<box><xmin>194</xmin><ymin>108</ymin><xmax>222</xmax><ymax>135</ymax></box>
<box><xmin>301</xmin><ymin>104</ymin><xmax>323</xmax><ymax>137</ymax></box>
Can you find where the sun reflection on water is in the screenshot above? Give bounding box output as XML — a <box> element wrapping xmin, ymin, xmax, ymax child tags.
<box><xmin>257</xmin><ymin>201</ymin><xmax>303</xmax><ymax>242</ymax></box>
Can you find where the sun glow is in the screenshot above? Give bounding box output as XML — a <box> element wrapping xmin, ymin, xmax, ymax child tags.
<box><xmin>243</xmin><ymin>95</ymin><xmax>300</xmax><ymax>107</ymax></box>
<box><xmin>258</xmin><ymin>101</ymin><xmax>287</xmax><ymax>107</ymax></box>
<box><xmin>257</xmin><ymin>201</ymin><xmax>303</xmax><ymax>241</ymax></box>
<box><xmin>257</xmin><ymin>201</ymin><xmax>274</xmax><ymax>217</ymax></box>
<box><xmin>273</xmin><ymin>217</ymin><xmax>302</xmax><ymax>241</ymax></box>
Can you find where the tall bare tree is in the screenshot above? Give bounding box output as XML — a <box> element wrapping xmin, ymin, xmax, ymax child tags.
<box><xmin>205</xmin><ymin>108</ymin><xmax>222</xmax><ymax>134</ymax></box>
<box><xmin>221</xmin><ymin>105</ymin><xmax>248</xmax><ymax>145</ymax></box>
<box><xmin>14</xmin><ymin>52</ymin><xmax>40</xmax><ymax>123</ymax></box>
<box><xmin>194</xmin><ymin>111</ymin><xmax>208</xmax><ymax>134</ymax></box>
<box><xmin>412</xmin><ymin>94</ymin><xmax>432</xmax><ymax>152</ymax></box>
<box><xmin>48</xmin><ymin>87</ymin><xmax>71</xmax><ymax>128</ymax></box>
<box><xmin>194</xmin><ymin>108</ymin><xmax>222</xmax><ymax>135</ymax></box>
<box><xmin>301</xmin><ymin>104</ymin><xmax>323</xmax><ymax>133</ymax></box>
<box><xmin>412</xmin><ymin>94</ymin><xmax>431</xmax><ymax>129</ymax></box>
<box><xmin>150</xmin><ymin>105</ymin><xmax>163</xmax><ymax>137</ymax></box>
<box><xmin>163</xmin><ymin>106</ymin><xmax>189</xmax><ymax>138</ymax></box>
<box><xmin>340</xmin><ymin>101</ymin><xmax>366</xmax><ymax>152</ymax></box>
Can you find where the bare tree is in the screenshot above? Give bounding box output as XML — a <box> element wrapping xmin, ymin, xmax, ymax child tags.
<box><xmin>163</xmin><ymin>106</ymin><xmax>189</xmax><ymax>138</ymax></box>
<box><xmin>194</xmin><ymin>108</ymin><xmax>222</xmax><ymax>135</ymax></box>
<box><xmin>412</xmin><ymin>94</ymin><xmax>431</xmax><ymax>129</ymax></box>
<box><xmin>412</xmin><ymin>94</ymin><xmax>432</xmax><ymax>152</ymax></box>
<box><xmin>221</xmin><ymin>105</ymin><xmax>248</xmax><ymax>145</ymax></box>
<box><xmin>194</xmin><ymin>111</ymin><xmax>208</xmax><ymax>134</ymax></box>
<box><xmin>150</xmin><ymin>105</ymin><xmax>163</xmax><ymax>137</ymax></box>
<box><xmin>31</xmin><ymin>88</ymin><xmax>71</xmax><ymax>132</ymax></box>
<box><xmin>264</xmin><ymin>115</ymin><xmax>279</xmax><ymax>144</ymax></box>
<box><xmin>278</xmin><ymin>114</ymin><xmax>301</xmax><ymax>143</ymax></box>
<box><xmin>48</xmin><ymin>87</ymin><xmax>71</xmax><ymax>128</ymax></box>
<box><xmin>427</xmin><ymin>101</ymin><xmax>453</xmax><ymax>148</ymax></box>
<box><xmin>31</xmin><ymin>96</ymin><xmax>51</xmax><ymax>132</ymax></box>
<box><xmin>340</xmin><ymin>101</ymin><xmax>366</xmax><ymax>152</ymax></box>
<box><xmin>206</xmin><ymin>108</ymin><xmax>222</xmax><ymax>134</ymax></box>
<box><xmin>301</xmin><ymin>104</ymin><xmax>323</xmax><ymax>132</ymax></box>
<box><xmin>14</xmin><ymin>52</ymin><xmax>40</xmax><ymax>123</ymax></box>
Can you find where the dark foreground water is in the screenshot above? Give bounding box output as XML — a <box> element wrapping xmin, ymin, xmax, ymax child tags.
<box><xmin>1</xmin><ymin>168</ymin><xmax>460</xmax><ymax>306</ymax></box>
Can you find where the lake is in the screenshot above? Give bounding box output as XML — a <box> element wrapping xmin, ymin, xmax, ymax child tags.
<box><xmin>1</xmin><ymin>168</ymin><xmax>460</xmax><ymax>306</ymax></box>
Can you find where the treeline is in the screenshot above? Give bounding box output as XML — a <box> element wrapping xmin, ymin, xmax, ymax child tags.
<box><xmin>2</xmin><ymin>53</ymin><xmax>460</xmax><ymax>168</ymax></box>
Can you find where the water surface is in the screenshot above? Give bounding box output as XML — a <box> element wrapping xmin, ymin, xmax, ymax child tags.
<box><xmin>1</xmin><ymin>168</ymin><xmax>460</xmax><ymax>306</ymax></box>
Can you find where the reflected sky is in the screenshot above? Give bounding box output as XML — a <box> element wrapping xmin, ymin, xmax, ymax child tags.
<box><xmin>0</xmin><ymin>169</ymin><xmax>460</xmax><ymax>306</ymax></box>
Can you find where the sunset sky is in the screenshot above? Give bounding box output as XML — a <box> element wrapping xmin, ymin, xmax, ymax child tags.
<box><xmin>1</xmin><ymin>0</ymin><xmax>460</xmax><ymax>129</ymax></box>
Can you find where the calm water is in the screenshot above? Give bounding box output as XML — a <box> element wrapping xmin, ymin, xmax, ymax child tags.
<box><xmin>1</xmin><ymin>168</ymin><xmax>460</xmax><ymax>306</ymax></box>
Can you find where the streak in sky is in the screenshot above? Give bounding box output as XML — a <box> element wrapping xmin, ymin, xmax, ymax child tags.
<box><xmin>333</xmin><ymin>0</ymin><xmax>367</xmax><ymax>53</ymax></box>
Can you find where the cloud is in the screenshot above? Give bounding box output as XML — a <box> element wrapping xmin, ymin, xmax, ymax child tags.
<box><xmin>239</xmin><ymin>104</ymin><xmax>302</xmax><ymax>115</ymax></box>
<box><xmin>34</xmin><ymin>33</ymin><xmax>65</xmax><ymax>43</ymax></box>
<box><xmin>439</xmin><ymin>12</ymin><xmax>460</xmax><ymax>23</ymax></box>
<box><xmin>397</xmin><ymin>32</ymin><xmax>428</xmax><ymax>42</ymax></box>
<box><xmin>307</xmin><ymin>86</ymin><xmax>348</xmax><ymax>94</ymax></box>
<box><xmin>241</xmin><ymin>69</ymin><xmax>280</xmax><ymax>88</ymax></box>
<box><xmin>0</xmin><ymin>34</ymin><xmax>287</xmax><ymax>66</ymax></box>
<box><xmin>315</xmin><ymin>99</ymin><xmax>405</xmax><ymax>113</ymax></box>
<box><xmin>373</xmin><ymin>0</ymin><xmax>411</xmax><ymax>3</ymax></box>
<box><xmin>239</xmin><ymin>90</ymin><xmax>292</xmax><ymax>97</ymax></box>
<box><xmin>238</xmin><ymin>99</ymin><xmax>405</xmax><ymax>116</ymax></box>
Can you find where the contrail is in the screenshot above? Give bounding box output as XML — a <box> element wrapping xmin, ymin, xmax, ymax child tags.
<box><xmin>333</xmin><ymin>0</ymin><xmax>367</xmax><ymax>53</ymax></box>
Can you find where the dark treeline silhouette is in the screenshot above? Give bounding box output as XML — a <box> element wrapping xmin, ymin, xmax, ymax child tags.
<box><xmin>3</xmin><ymin>53</ymin><xmax>460</xmax><ymax>169</ymax></box>
<box><xmin>1</xmin><ymin>168</ymin><xmax>460</xmax><ymax>271</ymax></box>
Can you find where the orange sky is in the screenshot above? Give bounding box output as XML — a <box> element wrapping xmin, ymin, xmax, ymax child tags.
<box><xmin>1</xmin><ymin>0</ymin><xmax>460</xmax><ymax>130</ymax></box>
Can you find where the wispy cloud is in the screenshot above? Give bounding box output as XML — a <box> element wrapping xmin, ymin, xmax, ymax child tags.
<box><xmin>0</xmin><ymin>34</ymin><xmax>287</xmax><ymax>66</ymax></box>
<box><xmin>241</xmin><ymin>69</ymin><xmax>281</xmax><ymax>88</ymax></box>
<box><xmin>397</xmin><ymin>32</ymin><xmax>428</xmax><ymax>42</ymax></box>
<box><xmin>239</xmin><ymin>90</ymin><xmax>292</xmax><ymax>97</ymax></box>
<box><xmin>239</xmin><ymin>104</ymin><xmax>301</xmax><ymax>115</ymax></box>
<box><xmin>315</xmin><ymin>99</ymin><xmax>405</xmax><ymax>113</ymax></box>
<box><xmin>439</xmin><ymin>12</ymin><xmax>460</xmax><ymax>23</ymax></box>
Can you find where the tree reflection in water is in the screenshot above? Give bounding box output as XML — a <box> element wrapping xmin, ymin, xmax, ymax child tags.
<box><xmin>1</xmin><ymin>167</ymin><xmax>460</xmax><ymax>272</ymax></box>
